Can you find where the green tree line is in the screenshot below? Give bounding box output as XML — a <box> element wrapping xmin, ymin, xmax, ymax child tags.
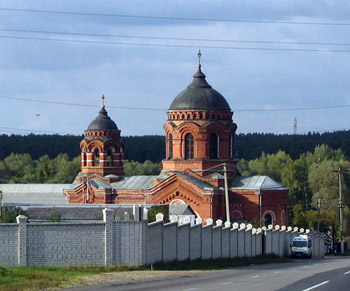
<box><xmin>239</xmin><ymin>144</ymin><xmax>350</xmax><ymax>238</ymax></box>
<box><xmin>1</xmin><ymin>130</ymin><xmax>350</xmax><ymax>162</ymax></box>
<box><xmin>0</xmin><ymin>153</ymin><xmax>161</xmax><ymax>183</ymax></box>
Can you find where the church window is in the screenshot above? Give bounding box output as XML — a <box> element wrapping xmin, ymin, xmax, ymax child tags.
<box><xmin>209</xmin><ymin>133</ymin><xmax>219</xmax><ymax>159</ymax></box>
<box><xmin>93</xmin><ymin>148</ymin><xmax>100</xmax><ymax>167</ymax></box>
<box><xmin>82</xmin><ymin>147</ymin><xmax>87</xmax><ymax>167</ymax></box>
<box><xmin>265</xmin><ymin>214</ymin><xmax>273</xmax><ymax>226</ymax></box>
<box><xmin>229</xmin><ymin>134</ymin><xmax>234</xmax><ymax>158</ymax></box>
<box><xmin>107</xmin><ymin>147</ymin><xmax>114</xmax><ymax>166</ymax></box>
<box><xmin>263</xmin><ymin>211</ymin><xmax>275</xmax><ymax>226</ymax></box>
<box><xmin>185</xmin><ymin>134</ymin><xmax>194</xmax><ymax>159</ymax></box>
<box><xmin>168</xmin><ymin>134</ymin><xmax>173</xmax><ymax>159</ymax></box>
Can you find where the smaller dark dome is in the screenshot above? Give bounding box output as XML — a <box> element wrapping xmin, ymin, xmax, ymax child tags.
<box><xmin>169</xmin><ymin>66</ymin><xmax>231</xmax><ymax>111</ymax></box>
<box><xmin>87</xmin><ymin>106</ymin><xmax>118</xmax><ymax>131</ymax></box>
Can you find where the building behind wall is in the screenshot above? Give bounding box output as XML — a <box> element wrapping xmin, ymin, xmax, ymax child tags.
<box><xmin>61</xmin><ymin>54</ymin><xmax>287</xmax><ymax>225</ymax></box>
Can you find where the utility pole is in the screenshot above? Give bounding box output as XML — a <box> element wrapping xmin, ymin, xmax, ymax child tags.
<box><xmin>334</xmin><ymin>166</ymin><xmax>345</xmax><ymax>254</ymax></box>
<box><xmin>223</xmin><ymin>163</ymin><xmax>230</xmax><ymax>223</ymax></box>
<box><xmin>317</xmin><ymin>197</ymin><xmax>321</xmax><ymax>232</ymax></box>
<box><xmin>338</xmin><ymin>166</ymin><xmax>345</xmax><ymax>254</ymax></box>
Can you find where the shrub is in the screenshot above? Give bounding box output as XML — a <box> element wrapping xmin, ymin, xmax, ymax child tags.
<box><xmin>147</xmin><ymin>205</ymin><xmax>169</xmax><ymax>223</ymax></box>
<box><xmin>0</xmin><ymin>207</ymin><xmax>25</xmax><ymax>223</ymax></box>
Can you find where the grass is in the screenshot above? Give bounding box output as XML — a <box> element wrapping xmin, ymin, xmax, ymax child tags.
<box><xmin>0</xmin><ymin>256</ymin><xmax>292</xmax><ymax>291</ymax></box>
<box><xmin>0</xmin><ymin>265</ymin><xmax>140</xmax><ymax>291</ymax></box>
<box><xmin>153</xmin><ymin>255</ymin><xmax>292</xmax><ymax>270</ymax></box>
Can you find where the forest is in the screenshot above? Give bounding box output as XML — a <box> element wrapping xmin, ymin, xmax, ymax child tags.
<box><xmin>1</xmin><ymin>130</ymin><xmax>350</xmax><ymax>162</ymax></box>
<box><xmin>0</xmin><ymin>132</ymin><xmax>349</xmax><ymax>237</ymax></box>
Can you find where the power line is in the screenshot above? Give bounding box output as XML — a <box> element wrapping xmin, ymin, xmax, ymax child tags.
<box><xmin>1</xmin><ymin>7</ymin><xmax>350</xmax><ymax>26</ymax></box>
<box><xmin>2</xmin><ymin>28</ymin><xmax>350</xmax><ymax>47</ymax></box>
<box><xmin>1</xmin><ymin>95</ymin><xmax>350</xmax><ymax>113</ymax></box>
<box><xmin>3</xmin><ymin>34</ymin><xmax>350</xmax><ymax>53</ymax></box>
<box><xmin>0</xmin><ymin>126</ymin><xmax>73</xmax><ymax>135</ymax></box>
<box><xmin>1</xmin><ymin>124</ymin><xmax>350</xmax><ymax>138</ymax></box>
<box><xmin>0</xmin><ymin>96</ymin><xmax>164</xmax><ymax>111</ymax></box>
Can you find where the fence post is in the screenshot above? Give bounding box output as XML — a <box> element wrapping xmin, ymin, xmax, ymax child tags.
<box><xmin>16</xmin><ymin>215</ymin><xmax>27</xmax><ymax>266</ymax></box>
<box><xmin>103</xmin><ymin>208</ymin><xmax>114</xmax><ymax>266</ymax></box>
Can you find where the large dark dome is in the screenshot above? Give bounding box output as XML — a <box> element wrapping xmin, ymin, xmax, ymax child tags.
<box><xmin>169</xmin><ymin>66</ymin><xmax>231</xmax><ymax>111</ymax></box>
<box><xmin>87</xmin><ymin>106</ymin><xmax>118</xmax><ymax>131</ymax></box>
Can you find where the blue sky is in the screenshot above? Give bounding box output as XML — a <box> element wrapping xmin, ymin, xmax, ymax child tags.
<box><xmin>1</xmin><ymin>1</ymin><xmax>350</xmax><ymax>136</ymax></box>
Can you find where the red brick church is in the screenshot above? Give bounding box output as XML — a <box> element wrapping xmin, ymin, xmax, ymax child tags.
<box><xmin>65</xmin><ymin>54</ymin><xmax>288</xmax><ymax>226</ymax></box>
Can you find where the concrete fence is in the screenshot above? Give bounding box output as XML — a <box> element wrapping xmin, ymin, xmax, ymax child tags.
<box><xmin>0</xmin><ymin>209</ymin><xmax>325</xmax><ymax>267</ymax></box>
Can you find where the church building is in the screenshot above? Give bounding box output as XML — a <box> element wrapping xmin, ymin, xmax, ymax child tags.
<box><xmin>65</xmin><ymin>54</ymin><xmax>288</xmax><ymax>226</ymax></box>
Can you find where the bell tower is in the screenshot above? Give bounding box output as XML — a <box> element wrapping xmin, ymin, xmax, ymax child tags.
<box><xmin>162</xmin><ymin>51</ymin><xmax>238</xmax><ymax>176</ymax></box>
<box><xmin>80</xmin><ymin>95</ymin><xmax>124</xmax><ymax>177</ymax></box>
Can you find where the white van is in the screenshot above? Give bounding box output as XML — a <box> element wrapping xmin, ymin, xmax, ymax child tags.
<box><xmin>291</xmin><ymin>235</ymin><xmax>312</xmax><ymax>258</ymax></box>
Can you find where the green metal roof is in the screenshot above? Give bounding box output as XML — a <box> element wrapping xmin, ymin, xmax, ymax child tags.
<box><xmin>231</xmin><ymin>176</ymin><xmax>288</xmax><ymax>190</ymax></box>
<box><xmin>111</xmin><ymin>175</ymin><xmax>158</xmax><ymax>190</ymax></box>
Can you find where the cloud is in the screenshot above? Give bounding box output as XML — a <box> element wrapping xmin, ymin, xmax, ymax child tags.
<box><xmin>1</xmin><ymin>0</ymin><xmax>350</xmax><ymax>137</ymax></box>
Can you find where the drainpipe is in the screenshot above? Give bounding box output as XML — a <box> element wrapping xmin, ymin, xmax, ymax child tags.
<box><xmin>259</xmin><ymin>189</ymin><xmax>262</xmax><ymax>228</ymax></box>
<box><xmin>223</xmin><ymin>163</ymin><xmax>230</xmax><ymax>223</ymax></box>
<box><xmin>0</xmin><ymin>190</ymin><xmax>2</xmax><ymax>217</ymax></box>
<box><xmin>210</xmin><ymin>191</ymin><xmax>213</xmax><ymax>219</ymax></box>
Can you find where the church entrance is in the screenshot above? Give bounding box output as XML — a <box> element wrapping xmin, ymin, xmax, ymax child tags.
<box><xmin>264</xmin><ymin>213</ymin><xmax>273</xmax><ymax>226</ymax></box>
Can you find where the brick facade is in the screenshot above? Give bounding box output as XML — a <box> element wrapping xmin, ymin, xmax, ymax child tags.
<box><xmin>65</xmin><ymin>60</ymin><xmax>288</xmax><ymax>226</ymax></box>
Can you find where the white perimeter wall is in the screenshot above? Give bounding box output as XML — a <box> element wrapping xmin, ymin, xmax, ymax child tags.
<box><xmin>0</xmin><ymin>211</ymin><xmax>325</xmax><ymax>267</ymax></box>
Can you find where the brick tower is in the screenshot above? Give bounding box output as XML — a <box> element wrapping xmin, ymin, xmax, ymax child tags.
<box><xmin>162</xmin><ymin>51</ymin><xmax>238</xmax><ymax>177</ymax></box>
<box><xmin>80</xmin><ymin>95</ymin><xmax>124</xmax><ymax>177</ymax></box>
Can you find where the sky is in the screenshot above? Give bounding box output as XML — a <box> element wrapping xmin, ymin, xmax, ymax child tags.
<box><xmin>1</xmin><ymin>1</ymin><xmax>350</xmax><ymax>136</ymax></box>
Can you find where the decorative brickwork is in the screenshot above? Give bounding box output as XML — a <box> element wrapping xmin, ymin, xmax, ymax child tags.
<box><xmin>65</xmin><ymin>60</ymin><xmax>288</xmax><ymax>227</ymax></box>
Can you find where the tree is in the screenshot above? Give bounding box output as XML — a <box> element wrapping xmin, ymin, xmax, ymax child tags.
<box><xmin>52</xmin><ymin>154</ymin><xmax>80</xmax><ymax>183</ymax></box>
<box><xmin>147</xmin><ymin>206</ymin><xmax>169</xmax><ymax>223</ymax></box>
<box><xmin>292</xmin><ymin>204</ymin><xmax>309</xmax><ymax>229</ymax></box>
<box><xmin>3</xmin><ymin>153</ymin><xmax>34</xmax><ymax>183</ymax></box>
<box><xmin>36</xmin><ymin>155</ymin><xmax>56</xmax><ymax>182</ymax></box>
<box><xmin>124</xmin><ymin>160</ymin><xmax>161</xmax><ymax>176</ymax></box>
<box><xmin>0</xmin><ymin>207</ymin><xmax>25</xmax><ymax>223</ymax></box>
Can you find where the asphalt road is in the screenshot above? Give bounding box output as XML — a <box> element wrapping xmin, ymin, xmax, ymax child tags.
<box><xmin>64</xmin><ymin>256</ymin><xmax>350</xmax><ymax>291</ymax></box>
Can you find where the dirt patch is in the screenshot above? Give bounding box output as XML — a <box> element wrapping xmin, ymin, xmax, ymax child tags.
<box><xmin>79</xmin><ymin>270</ymin><xmax>204</xmax><ymax>285</ymax></box>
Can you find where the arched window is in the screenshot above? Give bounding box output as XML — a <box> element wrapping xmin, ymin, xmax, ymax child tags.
<box><xmin>265</xmin><ymin>214</ymin><xmax>273</xmax><ymax>226</ymax></box>
<box><xmin>93</xmin><ymin>148</ymin><xmax>100</xmax><ymax>167</ymax></box>
<box><xmin>82</xmin><ymin>147</ymin><xmax>87</xmax><ymax>167</ymax></box>
<box><xmin>168</xmin><ymin>134</ymin><xmax>173</xmax><ymax>159</ymax></box>
<box><xmin>263</xmin><ymin>211</ymin><xmax>275</xmax><ymax>226</ymax></box>
<box><xmin>231</xmin><ymin>210</ymin><xmax>243</xmax><ymax>222</ymax></box>
<box><xmin>229</xmin><ymin>134</ymin><xmax>234</xmax><ymax>159</ymax></box>
<box><xmin>185</xmin><ymin>134</ymin><xmax>194</xmax><ymax>159</ymax></box>
<box><xmin>106</xmin><ymin>147</ymin><xmax>114</xmax><ymax>166</ymax></box>
<box><xmin>209</xmin><ymin>133</ymin><xmax>219</xmax><ymax>159</ymax></box>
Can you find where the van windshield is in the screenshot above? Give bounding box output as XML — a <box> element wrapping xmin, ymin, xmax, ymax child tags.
<box><xmin>293</xmin><ymin>241</ymin><xmax>307</xmax><ymax>247</ymax></box>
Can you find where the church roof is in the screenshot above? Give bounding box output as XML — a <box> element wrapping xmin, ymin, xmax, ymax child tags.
<box><xmin>89</xmin><ymin>179</ymin><xmax>112</xmax><ymax>190</ymax></box>
<box><xmin>87</xmin><ymin>106</ymin><xmax>118</xmax><ymax>131</ymax></box>
<box><xmin>111</xmin><ymin>175</ymin><xmax>158</xmax><ymax>190</ymax></box>
<box><xmin>169</xmin><ymin>204</ymin><xmax>195</xmax><ymax>216</ymax></box>
<box><xmin>179</xmin><ymin>173</ymin><xmax>216</xmax><ymax>190</ymax></box>
<box><xmin>0</xmin><ymin>184</ymin><xmax>69</xmax><ymax>206</ymax></box>
<box><xmin>169</xmin><ymin>65</ymin><xmax>231</xmax><ymax>111</ymax></box>
<box><xmin>230</xmin><ymin>176</ymin><xmax>288</xmax><ymax>190</ymax></box>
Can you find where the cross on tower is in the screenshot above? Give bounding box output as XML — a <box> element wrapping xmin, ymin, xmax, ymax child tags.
<box><xmin>101</xmin><ymin>94</ymin><xmax>105</xmax><ymax>108</ymax></box>
<box><xmin>198</xmin><ymin>49</ymin><xmax>201</xmax><ymax>65</ymax></box>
